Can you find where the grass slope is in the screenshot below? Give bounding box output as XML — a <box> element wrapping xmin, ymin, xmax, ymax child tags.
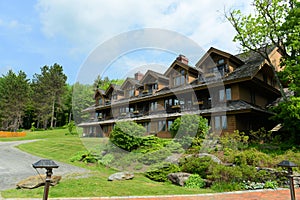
<box><xmin>1</xmin><ymin>128</ymin><xmax>213</xmax><ymax>198</ymax></box>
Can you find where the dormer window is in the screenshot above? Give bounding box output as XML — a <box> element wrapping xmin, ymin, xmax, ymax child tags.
<box><xmin>112</xmin><ymin>93</ymin><xmax>118</xmax><ymax>100</ymax></box>
<box><xmin>126</xmin><ymin>86</ymin><xmax>135</xmax><ymax>98</ymax></box>
<box><xmin>173</xmin><ymin>69</ymin><xmax>186</xmax><ymax>86</ymax></box>
<box><xmin>217</xmin><ymin>59</ymin><xmax>225</xmax><ymax>64</ymax></box>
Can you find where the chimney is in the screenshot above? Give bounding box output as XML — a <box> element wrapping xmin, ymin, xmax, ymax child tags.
<box><xmin>134</xmin><ymin>71</ymin><xmax>144</xmax><ymax>81</ymax></box>
<box><xmin>176</xmin><ymin>54</ymin><xmax>189</xmax><ymax>65</ymax></box>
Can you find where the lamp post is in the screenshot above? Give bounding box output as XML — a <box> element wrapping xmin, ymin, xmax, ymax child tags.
<box><xmin>277</xmin><ymin>160</ymin><xmax>298</xmax><ymax>200</ymax></box>
<box><xmin>32</xmin><ymin>159</ymin><xmax>59</xmax><ymax>200</ymax></box>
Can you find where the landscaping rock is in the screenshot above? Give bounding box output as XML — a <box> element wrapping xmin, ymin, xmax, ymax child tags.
<box><xmin>165</xmin><ymin>154</ymin><xmax>182</xmax><ymax>164</ymax></box>
<box><xmin>197</xmin><ymin>153</ymin><xmax>222</xmax><ymax>164</ymax></box>
<box><xmin>167</xmin><ymin>172</ymin><xmax>191</xmax><ymax>186</ymax></box>
<box><xmin>108</xmin><ymin>172</ymin><xmax>134</xmax><ymax>181</ymax></box>
<box><xmin>16</xmin><ymin>175</ymin><xmax>61</xmax><ymax>189</ymax></box>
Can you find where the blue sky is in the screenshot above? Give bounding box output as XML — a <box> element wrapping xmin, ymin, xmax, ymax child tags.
<box><xmin>0</xmin><ymin>0</ymin><xmax>252</xmax><ymax>84</ymax></box>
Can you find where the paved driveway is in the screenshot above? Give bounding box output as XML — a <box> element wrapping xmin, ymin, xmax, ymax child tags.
<box><xmin>0</xmin><ymin>140</ymin><xmax>88</xmax><ymax>191</ymax></box>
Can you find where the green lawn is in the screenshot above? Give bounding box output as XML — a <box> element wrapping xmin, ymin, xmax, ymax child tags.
<box><xmin>1</xmin><ymin>128</ymin><xmax>214</xmax><ymax>198</ymax></box>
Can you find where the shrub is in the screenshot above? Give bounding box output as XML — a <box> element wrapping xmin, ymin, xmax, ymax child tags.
<box><xmin>170</xmin><ymin>114</ymin><xmax>209</xmax><ymax>139</ymax></box>
<box><xmin>179</xmin><ymin>156</ymin><xmax>213</xmax><ymax>178</ymax></box>
<box><xmin>67</xmin><ymin>120</ymin><xmax>76</xmax><ymax>135</ymax></box>
<box><xmin>208</xmin><ymin>164</ymin><xmax>243</xmax><ymax>183</ymax></box>
<box><xmin>210</xmin><ymin>181</ymin><xmax>243</xmax><ymax>192</ymax></box>
<box><xmin>109</xmin><ymin>121</ymin><xmax>145</xmax><ymax>151</ymax></box>
<box><xmin>220</xmin><ymin>130</ymin><xmax>249</xmax><ymax>150</ymax></box>
<box><xmin>98</xmin><ymin>153</ymin><xmax>114</xmax><ymax>167</ymax></box>
<box><xmin>70</xmin><ymin>151</ymin><xmax>97</xmax><ymax>163</ymax></box>
<box><xmin>231</xmin><ymin>148</ymin><xmax>273</xmax><ymax>167</ymax></box>
<box><xmin>249</xmin><ymin>127</ymin><xmax>273</xmax><ymax>144</ymax></box>
<box><xmin>138</xmin><ymin>149</ymin><xmax>172</xmax><ymax>165</ymax></box>
<box><xmin>185</xmin><ymin>174</ymin><xmax>206</xmax><ymax>188</ymax></box>
<box><xmin>145</xmin><ymin>163</ymin><xmax>180</xmax><ymax>182</ymax></box>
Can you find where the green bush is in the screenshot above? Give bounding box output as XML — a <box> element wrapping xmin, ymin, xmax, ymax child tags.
<box><xmin>70</xmin><ymin>151</ymin><xmax>97</xmax><ymax>163</ymax></box>
<box><xmin>179</xmin><ymin>156</ymin><xmax>213</xmax><ymax>178</ymax></box>
<box><xmin>67</xmin><ymin>120</ymin><xmax>76</xmax><ymax>135</ymax></box>
<box><xmin>249</xmin><ymin>128</ymin><xmax>273</xmax><ymax>144</ymax></box>
<box><xmin>231</xmin><ymin>148</ymin><xmax>273</xmax><ymax>167</ymax></box>
<box><xmin>98</xmin><ymin>153</ymin><xmax>114</xmax><ymax>167</ymax></box>
<box><xmin>208</xmin><ymin>164</ymin><xmax>243</xmax><ymax>182</ymax></box>
<box><xmin>109</xmin><ymin>121</ymin><xmax>145</xmax><ymax>151</ymax></box>
<box><xmin>220</xmin><ymin>130</ymin><xmax>249</xmax><ymax>150</ymax></box>
<box><xmin>145</xmin><ymin>163</ymin><xmax>180</xmax><ymax>182</ymax></box>
<box><xmin>210</xmin><ymin>181</ymin><xmax>243</xmax><ymax>192</ymax></box>
<box><xmin>138</xmin><ymin>149</ymin><xmax>172</xmax><ymax>165</ymax></box>
<box><xmin>170</xmin><ymin>114</ymin><xmax>209</xmax><ymax>139</ymax></box>
<box><xmin>185</xmin><ymin>174</ymin><xmax>206</xmax><ymax>189</ymax></box>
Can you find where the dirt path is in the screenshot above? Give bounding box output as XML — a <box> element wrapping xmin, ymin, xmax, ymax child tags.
<box><xmin>0</xmin><ymin>140</ymin><xmax>88</xmax><ymax>191</ymax></box>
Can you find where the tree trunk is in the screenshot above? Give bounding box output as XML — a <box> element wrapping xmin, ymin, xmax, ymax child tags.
<box><xmin>50</xmin><ymin>99</ymin><xmax>55</xmax><ymax>128</ymax></box>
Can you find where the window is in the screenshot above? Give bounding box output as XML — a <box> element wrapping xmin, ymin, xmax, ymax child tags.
<box><xmin>158</xmin><ymin>121</ymin><xmax>166</xmax><ymax>131</ymax></box>
<box><xmin>119</xmin><ymin>107</ymin><xmax>129</xmax><ymax>114</ymax></box>
<box><xmin>214</xmin><ymin>115</ymin><xmax>227</xmax><ymax>130</ymax></box>
<box><xmin>128</xmin><ymin>88</ymin><xmax>134</xmax><ymax>97</ymax></box>
<box><xmin>103</xmin><ymin>125</ymin><xmax>108</xmax><ymax>133</ymax></box>
<box><xmin>143</xmin><ymin>122</ymin><xmax>151</xmax><ymax>133</ymax></box>
<box><xmin>167</xmin><ymin>120</ymin><xmax>174</xmax><ymax>131</ymax></box>
<box><xmin>217</xmin><ymin>59</ymin><xmax>225</xmax><ymax>64</ymax></box>
<box><xmin>219</xmin><ymin>89</ymin><xmax>225</xmax><ymax>102</ymax></box>
<box><xmin>98</xmin><ymin>98</ymin><xmax>103</xmax><ymax>105</ymax></box>
<box><xmin>218</xmin><ymin>87</ymin><xmax>231</xmax><ymax>102</ymax></box>
<box><xmin>226</xmin><ymin>87</ymin><xmax>232</xmax><ymax>100</ymax></box>
<box><xmin>97</xmin><ymin>112</ymin><xmax>102</xmax><ymax>118</ymax></box>
<box><xmin>112</xmin><ymin>93</ymin><xmax>118</xmax><ymax>100</ymax></box>
<box><xmin>150</xmin><ymin>102</ymin><xmax>158</xmax><ymax>111</ymax></box>
<box><xmin>174</xmin><ymin>99</ymin><xmax>179</xmax><ymax>105</ymax></box>
<box><xmin>173</xmin><ymin>69</ymin><xmax>186</xmax><ymax>86</ymax></box>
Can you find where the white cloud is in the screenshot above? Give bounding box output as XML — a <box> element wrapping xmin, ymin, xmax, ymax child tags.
<box><xmin>36</xmin><ymin>0</ymin><xmax>253</xmax><ymax>82</ymax></box>
<box><xmin>36</xmin><ymin>0</ymin><xmax>252</xmax><ymax>53</ymax></box>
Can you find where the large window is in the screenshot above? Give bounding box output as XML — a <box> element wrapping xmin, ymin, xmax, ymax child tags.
<box><xmin>214</xmin><ymin>115</ymin><xmax>227</xmax><ymax>130</ymax></box>
<box><xmin>218</xmin><ymin>87</ymin><xmax>232</xmax><ymax>102</ymax></box>
<box><xmin>158</xmin><ymin>120</ymin><xmax>166</xmax><ymax>131</ymax></box>
<box><xmin>173</xmin><ymin>69</ymin><xmax>186</xmax><ymax>86</ymax></box>
<box><xmin>167</xmin><ymin>120</ymin><xmax>174</xmax><ymax>131</ymax></box>
<box><xmin>150</xmin><ymin>101</ymin><xmax>158</xmax><ymax>111</ymax></box>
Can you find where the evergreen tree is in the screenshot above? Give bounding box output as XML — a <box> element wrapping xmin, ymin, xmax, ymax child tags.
<box><xmin>0</xmin><ymin>70</ymin><xmax>30</xmax><ymax>131</ymax></box>
<box><xmin>32</xmin><ymin>64</ymin><xmax>67</xmax><ymax>129</ymax></box>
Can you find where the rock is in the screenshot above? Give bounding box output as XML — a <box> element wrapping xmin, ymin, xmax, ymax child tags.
<box><xmin>108</xmin><ymin>172</ymin><xmax>134</xmax><ymax>181</ymax></box>
<box><xmin>197</xmin><ymin>153</ymin><xmax>222</xmax><ymax>164</ymax></box>
<box><xmin>167</xmin><ymin>172</ymin><xmax>191</xmax><ymax>186</ymax></box>
<box><xmin>165</xmin><ymin>154</ymin><xmax>182</xmax><ymax>164</ymax></box>
<box><xmin>16</xmin><ymin>175</ymin><xmax>61</xmax><ymax>189</ymax></box>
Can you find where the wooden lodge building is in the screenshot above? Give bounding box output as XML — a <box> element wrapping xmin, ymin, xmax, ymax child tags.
<box><xmin>79</xmin><ymin>47</ymin><xmax>282</xmax><ymax>138</ymax></box>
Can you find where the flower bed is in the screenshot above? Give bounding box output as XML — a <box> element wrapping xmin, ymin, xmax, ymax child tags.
<box><xmin>0</xmin><ymin>131</ymin><xmax>26</xmax><ymax>137</ymax></box>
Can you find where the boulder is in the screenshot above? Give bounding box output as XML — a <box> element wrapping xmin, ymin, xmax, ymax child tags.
<box><xmin>16</xmin><ymin>175</ymin><xmax>61</xmax><ymax>189</ymax></box>
<box><xmin>197</xmin><ymin>153</ymin><xmax>222</xmax><ymax>164</ymax></box>
<box><xmin>108</xmin><ymin>172</ymin><xmax>134</xmax><ymax>181</ymax></box>
<box><xmin>167</xmin><ymin>172</ymin><xmax>191</xmax><ymax>186</ymax></box>
<box><xmin>165</xmin><ymin>154</ymin><xmax>182</xmax><ymax>164</ymax></box>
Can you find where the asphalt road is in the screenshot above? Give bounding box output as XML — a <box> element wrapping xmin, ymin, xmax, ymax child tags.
<box><xmin>0</xmin><ymin>140</ymin><xmax>88</xmax><ymax>191</ymax></box>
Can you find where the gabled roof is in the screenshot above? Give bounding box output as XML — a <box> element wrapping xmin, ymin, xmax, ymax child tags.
<box><xmin>120</xmin><ymin>77</ymin><xmax>142</xmax><ymax>90</ymax></box>
<box><xmin>140</xmin><ymin>70</ymin><xmax>169</xmax><ymax>84</ymax></box>
<box><xmin>164</xmin><ymin>59</ymin><xmax>199</xmax><ymax>77</ymax></box>
<box><xmin>196</xmin><ymin>47</ymin><xmax>244</xmax><ymax>68</ymax></box>
<box><xmin>224</xmin><ymin>47</ymin><xmax>277</xmax><ymax>82</ymax></box>
<box><xmin>94</xmin><ymin>88</ymin><xmax>106</xmax><ymax>99</ymax></box>
<box><xmin>105</xmin><ymin>84</ymin><xmax>123</xmax><ymax>96</ymax></box>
